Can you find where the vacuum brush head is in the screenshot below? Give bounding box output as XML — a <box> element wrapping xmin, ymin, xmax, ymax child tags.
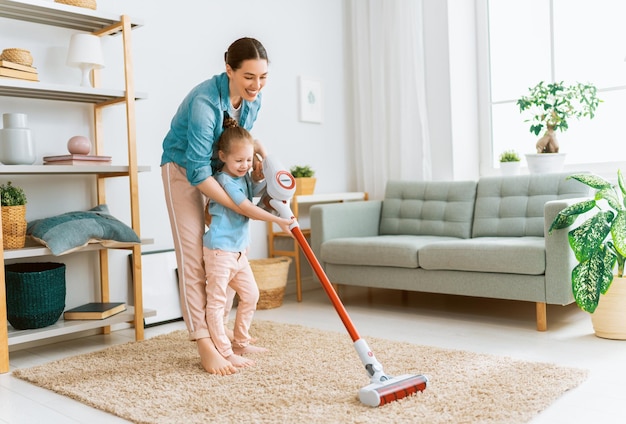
<box><xmin>358</xmin><ymin>374</ymin><xmax>429</xmax><ymax>407</ymax></box>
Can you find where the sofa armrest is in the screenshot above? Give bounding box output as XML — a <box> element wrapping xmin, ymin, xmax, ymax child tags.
<box><xmin>544</xmin><ymin>197</ymin><xmax>591</xmax><ymax>304</ymax></box>
<box><xmin>310</xmin><ymin>200</ymin><xmax>382</xmax><ymax>257</ymax></box>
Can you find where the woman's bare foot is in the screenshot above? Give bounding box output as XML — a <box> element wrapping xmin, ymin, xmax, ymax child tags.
<box><xmin>233</xmin><ymin>344</ymin><xmax>268</xmax><ymax>355</ymax></box>
<box><xmin>226</xmin><ymin>353</ymin><xmax>255</xmax><ymax>368</ymax></box>
<box><xmin>197</xmin><ymin>338</ymin><xmax>237</xmax><ymax>376</ymax></box>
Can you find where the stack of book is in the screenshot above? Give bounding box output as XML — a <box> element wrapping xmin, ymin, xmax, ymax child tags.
<box><xmin>0</xmin><ymin>60</ymin><xmax>39</xmax><ymax>82</ymax></box>
<box><xmin>43</xmin><ymin>154</ymin><xmax>112</xmax><ymax>165</ymax></box>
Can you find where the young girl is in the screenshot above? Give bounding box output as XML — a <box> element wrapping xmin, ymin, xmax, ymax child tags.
<box><xmin>203</xmin><ymin>119</ymin><xmax>292</xmax><ymax>368</ymax></box>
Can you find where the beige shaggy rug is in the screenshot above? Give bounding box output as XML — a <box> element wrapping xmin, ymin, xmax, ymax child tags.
<box><xmin>13</xmin><ymin>320</ymin><xmax>587</xmax><ymax>424</ymax></box>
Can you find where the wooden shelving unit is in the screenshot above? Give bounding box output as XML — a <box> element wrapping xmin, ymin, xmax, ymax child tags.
<box><xmin>0</xmin><ymin>0</ymin><xmax>149</xmax><ymax>373</ymax></box>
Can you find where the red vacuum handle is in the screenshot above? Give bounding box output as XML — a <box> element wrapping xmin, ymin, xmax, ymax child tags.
<box><xmin>291</xmin><ymin>226</ymin><xmax>361</xmax><ymax>342</ymax></box>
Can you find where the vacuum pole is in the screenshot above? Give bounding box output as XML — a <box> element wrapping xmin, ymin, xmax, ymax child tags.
<box><xmin>291</xmin><ymin>226</ymin><xmax>360</xmax><ymax>342</ymax></box>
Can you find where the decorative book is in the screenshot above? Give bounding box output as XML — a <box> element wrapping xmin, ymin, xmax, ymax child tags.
<box><xmin>0</xmin><ymin>60</ymin><xmax>38</xmax><ymax>73</ymax></box>
<box><xmin>0</xmin><ymin>66</ymin><xmax>39</xmax><ymax>81</ymax></box>
<box><xmin>63</xmin><ymin>302</ymin><xmax>126</xmax><ymax>320</ymax></box>
<box><xmin>43</xmin><ymin>154</ymin><xmax>112</xmax><ymax>165</ymax></box>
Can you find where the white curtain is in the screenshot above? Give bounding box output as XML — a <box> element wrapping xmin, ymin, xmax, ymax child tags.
<box><xmin>347</xmin><ymin>0</ymin><xmax>431</xmax><ymax>200</ymax></box>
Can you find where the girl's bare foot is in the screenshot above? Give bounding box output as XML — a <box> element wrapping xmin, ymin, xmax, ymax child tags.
<box><xmin>233</xmin><ymin>344</ymin><xmax>268</xmax><ymax>355</ymax></box>
<box><xmin>197</xmin><ymin>338</ymin><xmax>237</xmax><ymax>376</ymax></box>
<box><xmin>226</xmin><ymin>353</ymin><xmax>255</xmax><ymax>368</ymax></box>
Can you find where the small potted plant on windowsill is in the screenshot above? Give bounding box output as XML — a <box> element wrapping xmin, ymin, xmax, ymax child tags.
<box><xmin>498</xmin><ymin>150</ymin><xmax>521</xmax><ymax>176</ymax></box>
<box><xmin>549</xmin><ymin>170</ymin><xmax>626</xmax><ymax>339</ymax></box>
<box><xmin>290</xmin><ymin>165</ymin><xmax>316</xmax><ymax>196</ymax></box>
<box><xmin>0</xmin><ymin>181</ymin><xmax>28</xmax><ymax>249</ymax></box>
<box><xmin>516</xmin><ymin>81</ymin><xmax>601</xmax><ymax>173</ymax></box>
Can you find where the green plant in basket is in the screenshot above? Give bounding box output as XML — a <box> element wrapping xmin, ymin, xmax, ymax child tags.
<box><xmin>0</xmin><ymin>181</ymin><xmax>27</xmax><ymax>206</ymax></box>
<box><xmin>289</xmin><ymin>165</ymin><xmax>315</xmax><ymax>178</ymax></box>
<box><xmin>549</xmin><ymin>170</ymin><xmax>626</xmax><ymax>313</ymax></box>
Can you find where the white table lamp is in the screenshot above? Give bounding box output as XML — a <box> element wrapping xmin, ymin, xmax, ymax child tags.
<box><xmin>66</xmin><ymin>33</ymin><xmax>105</xmax><ymax>87</ymax></box>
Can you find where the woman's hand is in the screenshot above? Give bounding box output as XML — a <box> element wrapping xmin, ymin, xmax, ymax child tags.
<box><xmin>251</xmin><ymin>153</ymin><xmax>265</xmax><ymax>182</ymax></box>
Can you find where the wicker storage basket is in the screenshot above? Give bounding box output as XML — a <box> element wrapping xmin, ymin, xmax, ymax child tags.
<box><xmin>0</xmin><ymin>48</ymin><xmax>33</xmax><ymax>66</ymax></box>
<box><xmin>250</xmin><ymin>256</ymin><xmax>292</xmax><ymax>309</ymax></box>
<box><xmin>2</xmin><ymin>205</ymin><xmax>27</xmax><ymax>249</ymax></box>
<box><xmin>5</xmin><ymin>262</ymin><xmax>66</xmax><ymax>329</ymax></box>
<box><xmin>54</xmin><ymin>0</ymin><xmax>97</xmax><ymax>9</ymax></box>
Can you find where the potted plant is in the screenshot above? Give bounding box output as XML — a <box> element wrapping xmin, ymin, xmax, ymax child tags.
<box><xmin>0</xmin><ymin>181</ymin><xmax>28</xmax><ymax>249</ymax></box>
<box><xmin>549</xmin><ymin>170</ymin><xmax>626</xmax><ymax>339</ymax></box>
<box><xmin>498</xmin><ymin>150</ymin><xmax>521</xmax><ymax>176</ymax></box>
<box><xmin>290</xmin><ymin>165</ymin><xmax>316</xmax><ymax>196</ymax></box>
<box><xmin>517</xmin><ymin>81</ymin><xmax>601</xmax><ymax>173</ymax></box>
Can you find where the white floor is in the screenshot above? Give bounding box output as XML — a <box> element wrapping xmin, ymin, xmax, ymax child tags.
<box><xmin>2</xmin><ymin>286</ymin><xmax>626</xmax><ymax>424</ymax></box>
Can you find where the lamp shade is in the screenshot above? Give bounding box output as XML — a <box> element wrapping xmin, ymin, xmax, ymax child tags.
<box><xmin>66</xmin><ymin>33</ymin><xmax>104</xmax><ymax>87</ymax></box>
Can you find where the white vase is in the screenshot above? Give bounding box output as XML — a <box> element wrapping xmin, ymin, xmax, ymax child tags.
<box><xmin>0</xmin><ymin>113</ymin><xmax>36</xmax><ymax>165</ymax></box>
<box><xmin>499</xmin><ymin>161</ymin><xmax>520</xmax><ymax>176</ymax></box>
<box><xmin>525</xmin><ymin>153</ymin><xmax>566</xmax><ymax>174</ymax></box>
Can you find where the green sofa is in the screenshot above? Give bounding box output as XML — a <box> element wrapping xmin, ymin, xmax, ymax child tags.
<box><xmin>310</xmin><ymin>172</ymin><xmax>591</xmax><ymax>331</ymax></box>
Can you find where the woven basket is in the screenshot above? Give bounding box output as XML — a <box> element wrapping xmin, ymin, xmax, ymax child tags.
<box><xmin>5</xmin><ymin>262</ymin><xmax>66</xmax><ymax>329</ymax></box>
<box><xmin>54</xmin><ymin>0</ymin><xmax>97</xmax><ymax>9</ymax></box>
<box><xmin>2</xmin><ymin>205</ymin><xmax>27</xmax><ymax>249</ymax></box>
<box><xmin>0</xmin><ymin>48</ymin><xmax>33</xmax><ymax>66</ymax></box>
<box><xmin>250</xmin><ymin>256</ymin><xmax>292</xmax><ymax>309</ymax></box>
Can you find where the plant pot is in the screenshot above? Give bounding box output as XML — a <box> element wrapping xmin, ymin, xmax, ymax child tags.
<box><xmin>591</xmin><ymin>276</ymin><xmax>626</xmax><ymax>340</ymax></box>
<box><xmin>295</xmin><ymin>177</ymin><xmax>316</xmax><ymax>196</ymax></box>
<box><xmin>2</xmin><ymin>204</ymin><xmax>27</xmax><ymax>249</ymax></box>
<box><xmin>525</xmin><ymin>153</ymin><xmax>566</xmax><ymax>174</ymax></box>
<box><xmin>499</xmin><ymin>161</ymin><xmax>520</xmax><ymax>176</ymax></box>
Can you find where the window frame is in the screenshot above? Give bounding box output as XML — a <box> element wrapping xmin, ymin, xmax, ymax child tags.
<box><xmin>476</xmin><ymin>0</ymin><xmax>626</xmax><ymax>179</ymax></box>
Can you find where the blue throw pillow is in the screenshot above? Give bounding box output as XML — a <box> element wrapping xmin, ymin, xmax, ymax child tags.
<box><xmin>26</xmin><ymin>204</ymin><xmax>140</xmax><ymax>255</ymax></box>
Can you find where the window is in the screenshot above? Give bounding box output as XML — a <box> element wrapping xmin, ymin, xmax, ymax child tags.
<box><xmin>479</xmin><ymin>0</ymin><xmax>626</xmax><ymax>174</ymax></box>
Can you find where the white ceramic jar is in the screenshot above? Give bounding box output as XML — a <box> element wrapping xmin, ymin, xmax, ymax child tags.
<box><xmin>0</xmin><ymin>113</ymin><xmax>36</xmax><ymax>165</ymax></box>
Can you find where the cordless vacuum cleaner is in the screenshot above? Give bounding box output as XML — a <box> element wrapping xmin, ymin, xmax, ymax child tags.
<box><xmin>257</xmin><ymin>156</ymin><xmax>429</xmax><ymax>407</ymax></box>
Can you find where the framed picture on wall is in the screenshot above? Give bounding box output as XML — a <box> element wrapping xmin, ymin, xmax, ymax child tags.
<box><xmin>299</xmin><ymin>76</ymin><xmax>323</xmax><ymax>123</ymax></box>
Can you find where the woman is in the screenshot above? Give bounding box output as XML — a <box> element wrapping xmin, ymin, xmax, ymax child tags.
<box><xmin>161</xmin><ymin>37</ymin><xmax>289</xmax><ymax>376</ymax></box>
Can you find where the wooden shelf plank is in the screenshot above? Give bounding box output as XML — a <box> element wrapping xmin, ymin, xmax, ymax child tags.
<box><xmin>0</xmin><ymin>165</ymin><xmax>150</xmax><ymax>175</ymax></box>
<box><xmin>7</xmin><ymin>307</ymin><xmax>155</xmax><ymax>345</ymax></box>
<box><xmin>0</xmin><ymin>79</ymin><xmax>148</xmax><ymax>103</ymax></box>
<box><xmin>3</xmin><ymin>238</ymin><xmax>153</xmax><ymax>260</ymax></box>
<box><xmin>0</xmin><ymin>0</ymin><xmax>142</xmax><ymax>32</ymax></box>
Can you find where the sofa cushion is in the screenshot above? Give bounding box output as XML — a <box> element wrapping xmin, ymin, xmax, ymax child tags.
<box><xmin>418</xmin><ymin>236</ymin><xmax>546</xmax><ymax>275</ymax></box>
<box><xmin>320</xmin><ymin>235</ymin><xmax>461</xmax><ymax>269</ymax></box>
<box><xmin>379</xmin><ymin>180</ymin><xmax>477</xmax><ymax>238</ymax></box>
<box><xmin>472</xmin><ymin>173</ymin><xmax>590</xmax><ymax>238</ymax></box>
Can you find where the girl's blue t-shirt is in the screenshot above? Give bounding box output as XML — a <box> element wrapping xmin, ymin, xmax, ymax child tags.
<box><xmin>160</xmin><ymin>72</ymin><xmax>262</xmax><ymax>186</ymax></box>
<box><xmin>203</xmin><ymin>172</ymin><xmax>255</xmax><ymax>252</ymax></box>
